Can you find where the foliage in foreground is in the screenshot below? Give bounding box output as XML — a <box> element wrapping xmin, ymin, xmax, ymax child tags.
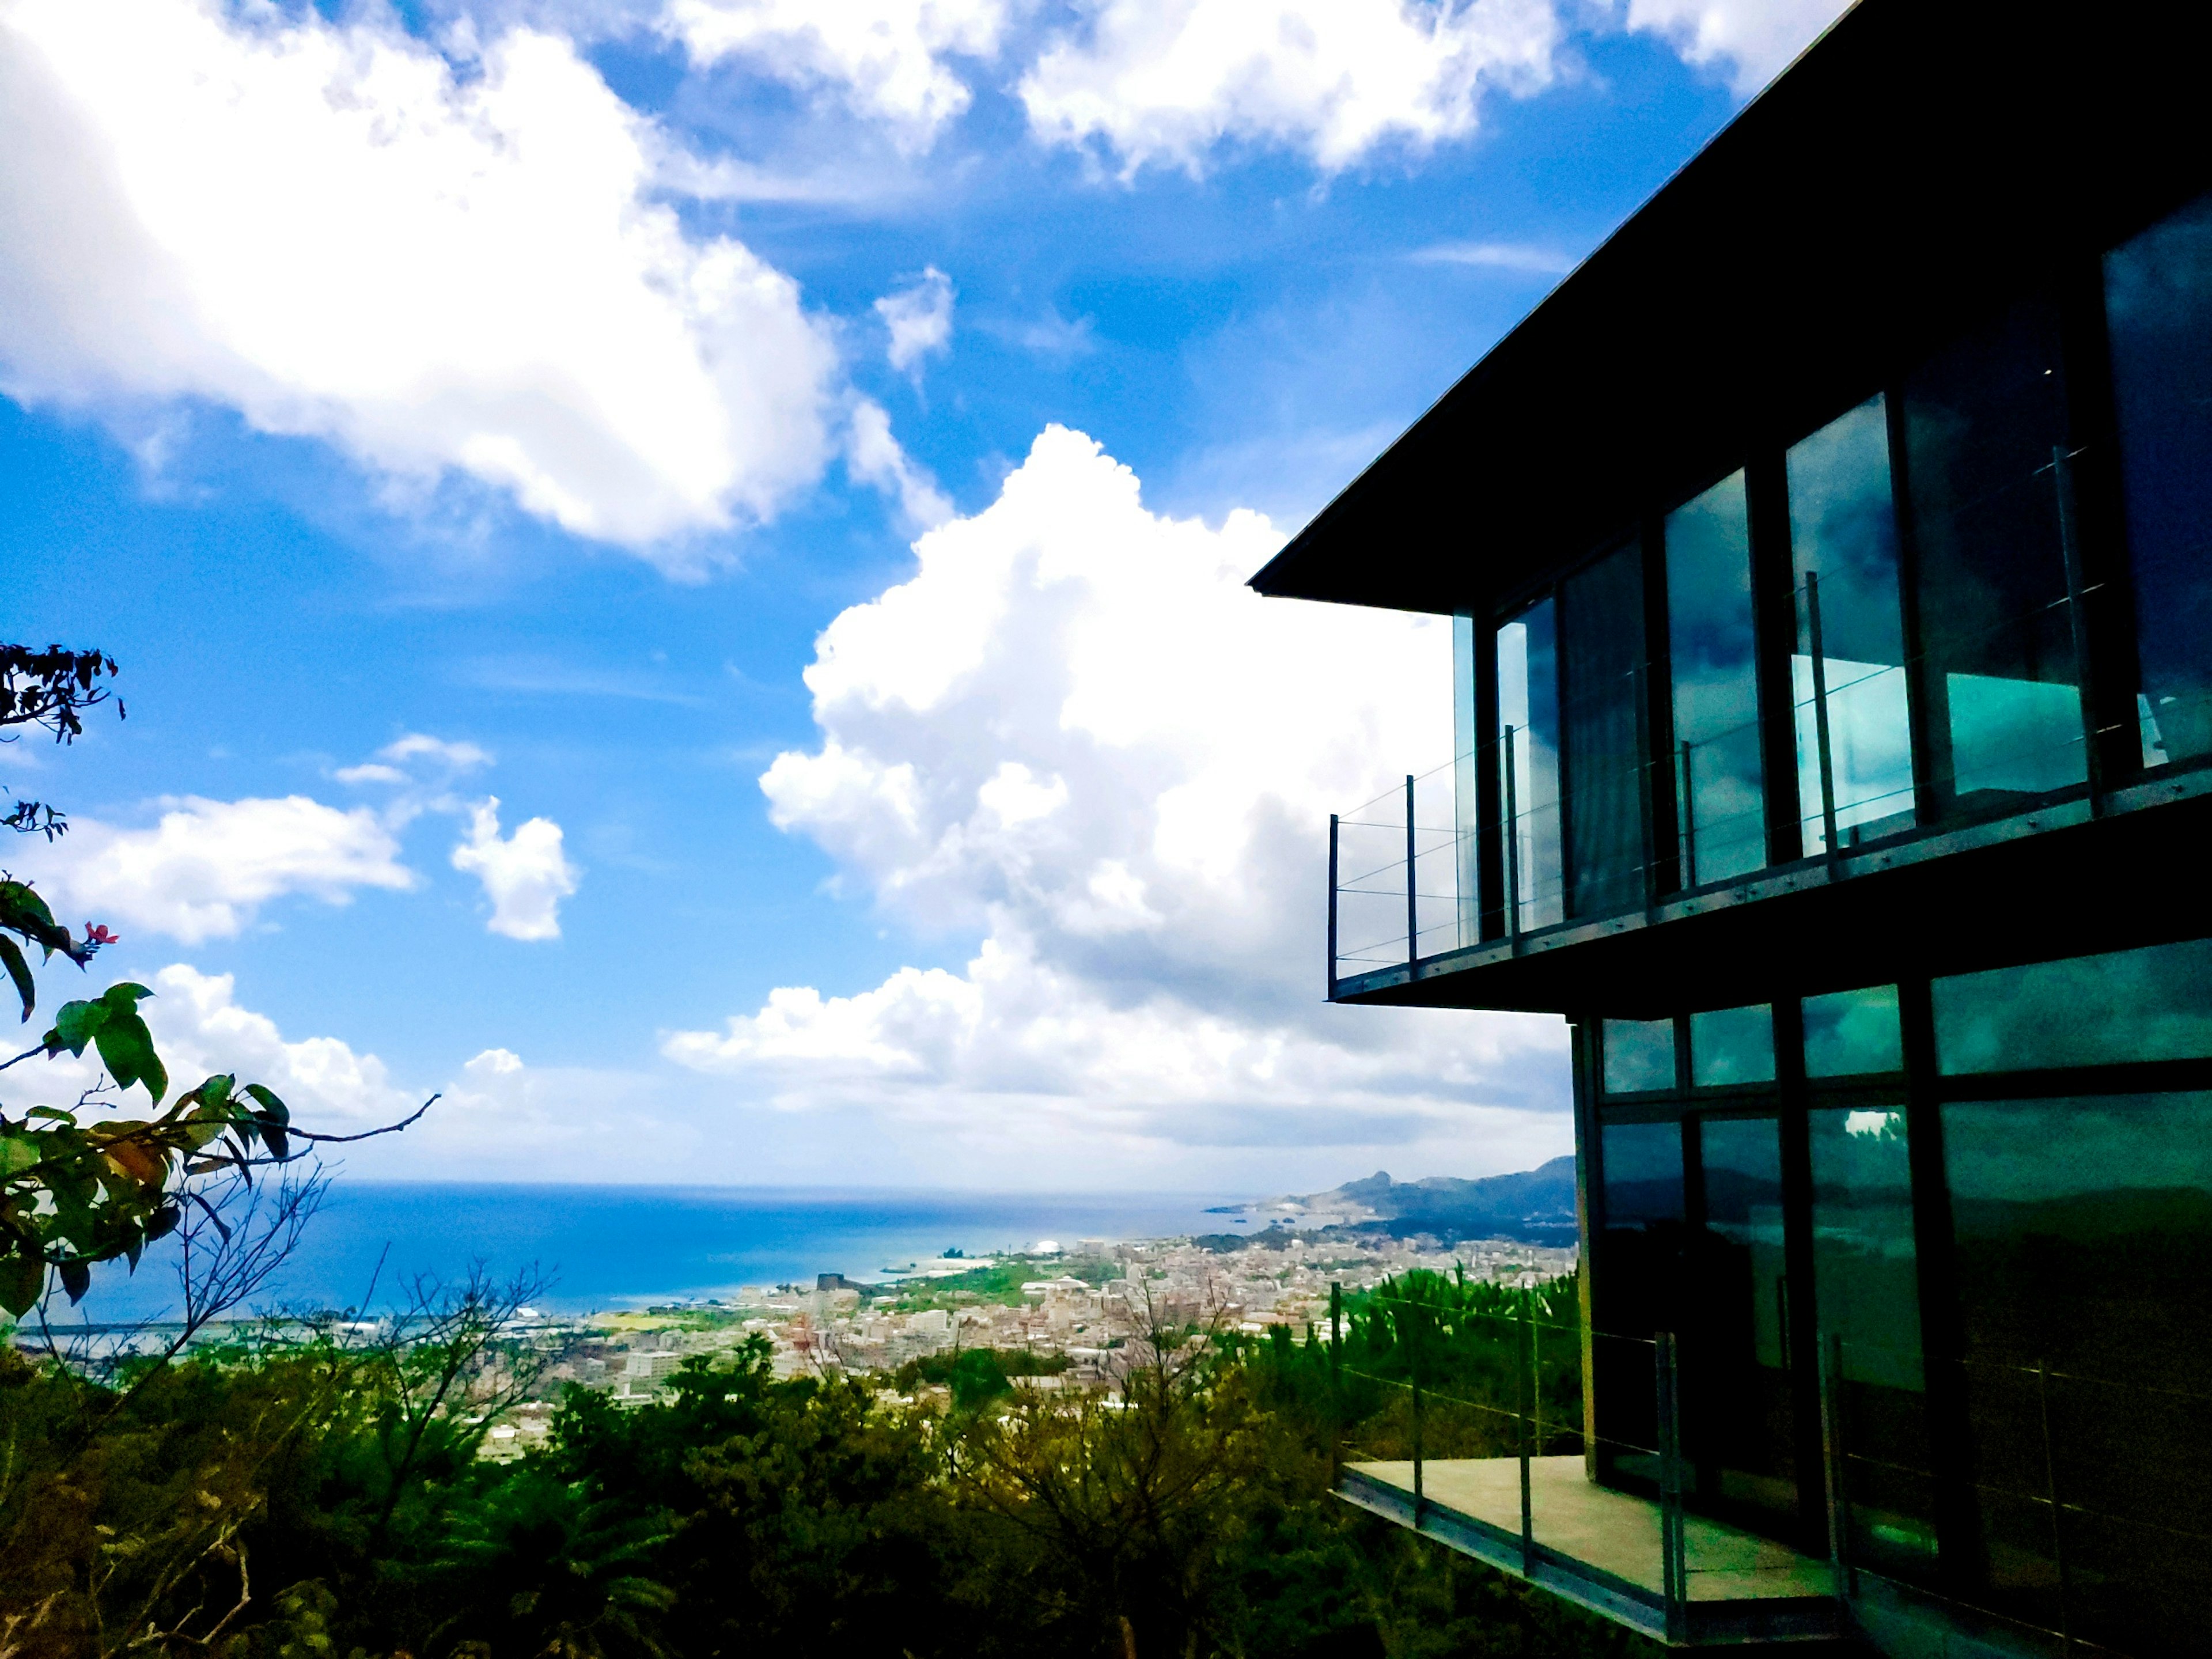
<box><xmin>0</xmin><ymin>1272</ymin><xmax>1653</xmax><ymax>1659</ymax></box>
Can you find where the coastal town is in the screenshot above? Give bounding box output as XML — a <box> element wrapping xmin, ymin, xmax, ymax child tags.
<box><xmin>479</xmin><ymin>1226</ymin><xmax>1578</xmax><ymax>1457</ymax></box>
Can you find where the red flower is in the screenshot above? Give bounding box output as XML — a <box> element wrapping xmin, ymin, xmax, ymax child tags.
<box><xmin>84</xmin><ymin>923</ymin><xmax>119</xmax><ymax>946</ymax></box>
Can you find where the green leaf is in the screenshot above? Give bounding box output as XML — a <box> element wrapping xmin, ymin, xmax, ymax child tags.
<box><xmin>48</xmin><ymin>997</ymin><xmax>104</xmax><ymax>1057</ymax></box>
<box><xmin>241</xmin><ymin>1082</ymin><xmax>288</xmax><ymax>1124</ymax></box>
<box><xmin>58</xmin><ymin>1259</ymin><xmax>89</xmax><ymax>1304</ymax></box>
<box><xmin>0</xmin><ymin>1253</ymin><xmax>43</xmax><ymax>1317</ymax></box>
<box><xmin>93</xmin><ymin>1009</ymin><xmax>166</xmax><ymax>1103</ymax></box>
<box><xmin>0</xmin><ymin>1136</ymin><xmax>38</xmax><ymax>1179</ymax></box>
<box><xmin>183</xmin><ymin>1073</ymin><xmax>235</xmax><ymax>1113</ymax></box>
<box><xmin>0</xmin><ymin>937</ymin><xmax>32</xmax><ymax>1022</ymax></box>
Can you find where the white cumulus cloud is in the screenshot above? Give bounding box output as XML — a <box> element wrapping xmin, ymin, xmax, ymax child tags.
<box><xmin>665</xmin><ymin>426</ymin><xmax>1570</xmax><ymax>1171</ymax></box>
<box><xmin>1018</xmin><ymin>0</ymin><xmax>1564</xmax><ymax>175</ymax></box>
<box><xmin>875</xmin><ymin>266</ymin><xmax>956</xmax><ymax>374</ymax></box>
<box><xmin>661</xmin><ymin>0</ymin><xmax>1010</xmax><ymax>147</ymax></box>
<box><xmin>17</xmin><ymin>796</ymin><xmax>415</xmax><ymax>944</ymax></box>
<box><xmin>0</xmin><ymin>0</ymin><xmax>839</xmax><ymax>552</ymax></box>
<box><xmin>451</xmin><ymin>798</ymin><xmax>580</xmax><ymax>941</ymax></box>
<box><xmin>1621</xmin><ymin>0</ymin><xmax>1850</xmax><ymax>94</ymax></box>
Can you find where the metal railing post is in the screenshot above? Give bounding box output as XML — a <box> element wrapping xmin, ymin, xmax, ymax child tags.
<box><xmin>1502</xmin><ymin>727</ymin><xmax>1521</xmax><ymax>944</ymax></box>
<box><xmin>1677</xmin><ymin>738</ymin><xmax>1698</xmax><ymax>887</ymax></box>
<box><xmin>1404</xmin><ymin>774</ymin><xmax>1418</xmax><ymax>972</ymax></box>
<box><xmin>2052</xmin><ymin>445</ymin><xmax>2105</xmax><ymax>813</ymax></box>
<box><xmin>1819</xmin><ymin>1332</ymin><xmax>1854</xmax><ymax>1601</ymax></box>
<box><xmin>2037</xmin><ymin>1357</ymin><xmax>2075</xmax><ymax>1652</ymax></box>
<box><xmin>1329</xmin><ymin>1282</ymin><xmax>1343</xmax><ymax>1486</ymax></box>
<box><xmin>1519</xmin><ymin>1302</ymin><xmax>1535</xmax><ymax>1572</ymax></box>
<box><xmin>1805</xmin><ymin>571</ymin><xmax>1841</xmax><ymax>861</ymax></box>
<box><xmin>1657</xmin><ymin>1332</ymin><xmax>1686</xmax><ymax>1643</ymax></box>
<box><xmin>1411</xmin><ymin>1364</ymin><xmax>1426</xmax><ymax>1529</ymax></box>
<box><xmin>1327</xmin><ymin>813</ymin><xmax>1340</xmax><ymax>1000</ymax></box>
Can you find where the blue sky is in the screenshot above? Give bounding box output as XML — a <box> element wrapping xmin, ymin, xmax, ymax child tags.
<box><xmin>0</xmin><ymin>0</ymin><xmax>1842</xmax><ymax>1191</ymax></box>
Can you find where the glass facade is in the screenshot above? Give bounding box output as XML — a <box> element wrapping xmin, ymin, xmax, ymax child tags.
<box><xmin>1666</xmin><ymin>472</ymin><xmax>1767</xmax><ymax>883</ymax></box>
<box><xmin>2107</xmin><ymin>188</ymin><xmax>2212</xmax><ymax>770</ymax></box>
<box><xmin>1807</xmin><ymin>1104</ymin><xmax>1935</xmax><ymax>1573</ymax></box>
<box><xmin>1602</xmin><ymin>1017</ymin><xmax>1676</xmax><ymax>1093</ymax></box>
<box><xmin>1689</xmin><ymin>1114</ymin><xmax>1796</xmax><ymax>1521</ymax></box>
<box><xmin>1787</xmin><ymin>397</ymin><xmax>1916</xmax><ymax>850</ymax></box>
<box><xmin>1802</xmin><ymin>984</ymin><xmax>1903</xmax><ymax>1076</ymax></box>
<box><xmin>1689</xmin><ymin>1003</ymin><xmax>1775</xmax><ymax>1086</ymax></box>
<box><xmin>1943</xmin><ymin>1093</ymin><xmax>2212</xmax><ymax>1654</ymax></box>
<box><xmin>1497</xmin><ymin>600</ymin><xmax>1563</xmax><ymax>931</ymax></box>
<box><xmin>1582</xmin><ymin>967</ymin><xmax>2212</xmax><ymax>1645</ymax></box>
<box><xmin>1902</xmin><ymin>301</ymin><xmax>2088</xmax><ymax>811</ymax></box>
<box><xmin>1932</xmin><ymin>937</ymin><xmax>2212</xmax><ymax>1073</ymax></box>
<box><xmin>1559</xmin><ymin>544</ymin><xmax>1647</xmax><ymax>919</ymax></box>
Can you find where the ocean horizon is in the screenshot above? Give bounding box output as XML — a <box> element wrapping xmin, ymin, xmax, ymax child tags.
<box><xmin>65</xmin><ymin>1181</ymin><xmax>1262</xmax><ymax>1323</ymax></box>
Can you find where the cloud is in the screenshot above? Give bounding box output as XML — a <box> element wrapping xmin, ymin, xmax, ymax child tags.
<box><xmin>376</xmin><ymin>733</ymin><xmax>494</xmax><ymax>772</ymax></box>
<box><xmin>17</xmin><ymin>796</ymin><xmax>415</xmax><ymax>944</ymax></box>
<box><xmin>0</xmin><ymin>0</ymin><xmax>839</xmax><ymax>552</ymax></box>
<box><xmin>451</xmin><ymin>797</ymin><xmax>580</xmax><ymax>941</ymax></box>
<box><xmin>1409</xmin><ymin>238</ymin><xmax>1575</xmax><ymax>273</ymax></box>
<box><xmin>661</xmin><ymin>0</ymin><xmax>1010</xmax><ymax>149</ymax></box>
<box><xmin>1620</xmin><ymin>0</ymin><xmax>1850</xmax><ymax>94</ymax></box>
<box><xmin>1017</xmin><ymin>0</ymin><xmax>1564</xmax><ymax>175</ymax></box>
<box><xmin>874</xmin><ymin>266</ymin><xmax>956</xmax><ymax>375</ymax></box>
<box><xmin>664</xmin><ymin>425</ymin><xmax>1570</xmax><ymax>1173</ymax></box>
<box><xmin>846</xmin><ymin>397</ymin><xmax>954</xmax><ymax>528</ymax></box>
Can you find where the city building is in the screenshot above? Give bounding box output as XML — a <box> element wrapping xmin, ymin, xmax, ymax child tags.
<box><xmin>1248</xmin><ymin>1</ymin><xmax>2210</xmax><ymax>1653</ymax></box>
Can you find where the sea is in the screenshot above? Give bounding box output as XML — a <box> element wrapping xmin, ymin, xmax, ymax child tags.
<box><xmin>66</xmin><ymin>1183</ymin><xmax>1257</xmax><ymax>1323</ymax></box>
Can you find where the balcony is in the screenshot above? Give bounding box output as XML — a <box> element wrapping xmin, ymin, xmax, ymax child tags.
<box><xmin>1330</xmin><ymin>1285</ymin><xmax>2212</xmax><ymax>1657</ymax></box>
<box><xmin>1330</xmin><ymin>1294</ymin><xmax>1843</xmax><ymax>1647</ymax></box>
<box><xmin>1325</xmin><ymin>621</ymin><xmax>2212</xmax><ymax>1019</ymax></box>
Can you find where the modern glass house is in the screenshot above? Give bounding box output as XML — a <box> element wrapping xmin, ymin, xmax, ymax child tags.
<box><xmin>1249</xmin><ymin>2</ymin><xmax>2212</xmax><ymax>1653</ymax></box>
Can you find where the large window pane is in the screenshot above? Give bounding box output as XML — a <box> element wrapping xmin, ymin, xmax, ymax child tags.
<box><xmin>1943</xmin><ymin>1094</ymin><xmax>2212</xmax><ymax>1654</ymax></box>
<box><xmin>1932</xmin><ymin>937</ymin><xmax>2212</xmax><ymax>1074</ymax></box>
<box><xmin>1689</xmin><ymin>1003</ymin><xmax>1775</xmax><ymax>1086</ymax></box>
<box><xmin>1904</xmin><ymin>301</ymin><xmax>2088</xmax><ymax>810</ymax></box>
<box><xmin>1802</xmin><ymin>984</ymin><xmax>1903</xmax><ymax>1077</ymax></box>
<box><xmin>1595</xmin><ymin>1119</ymin><xmax>1685</xmax><ymax>1488</ymax></box>
<box><xmin>1497</xmin><ymin>600</ymin><xmax>1563</xmax><ymax>931</ymax></box>
<box><xmin>1808</xmin><ymin>1106</ymin><xmax>1934</xmax><ymax>1575</ymax></box>
<box><xmin>1788</xmin><ymin>396</ymin><xmax>1916</xmax><ymax>849</ymax></box>
<box><xmin>2107</xmin><ymin>188</ymin><xmax>2212</xmax><ymax>770</ymax></box>
<box><xmin>1603</xmin><ymin>1017</ymin><xmax>1676</xmax><ymax>1094</ymax></box>
<box><xmin>1559</xmin><ymin>543</ymin><xmax>1647</xmax><ymax>918</ymax></box>
<box><xmin>1666</xmin><ymin>472</ymin><xmax>1766</xmax><ymax>883</ymax></box>
<box><xmin>1688</xmin><ymin>1116</ymin><xmax>1796</xmax><ymax>1521</ymax></box>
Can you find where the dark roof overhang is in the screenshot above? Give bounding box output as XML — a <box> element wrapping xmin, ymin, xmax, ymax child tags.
<box><xmin>1248</xmin><ymin>0</ymin><xmax>2211</xmax><ymax>616</ymax></box>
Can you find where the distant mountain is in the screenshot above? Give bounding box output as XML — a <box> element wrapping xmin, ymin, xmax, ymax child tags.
<box><xmin>1267</xmin><ymin>1157</ymin><xmax>1580</xmax><ymax>1247</ymax></box>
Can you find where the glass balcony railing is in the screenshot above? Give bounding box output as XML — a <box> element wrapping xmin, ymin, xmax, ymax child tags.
<box><xmin>1323</xmin><ymin>1285</ymin><xmax>2212</xmax><ymax>1656</ymax></box>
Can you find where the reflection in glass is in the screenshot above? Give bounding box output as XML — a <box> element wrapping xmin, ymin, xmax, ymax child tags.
<box><xmin>1690</xmin><ymin>1116</ymin><xmax>1796</xmax><ymax>1520</ymax></box>
<box><xmin>1802</xmin><ymin>984</ymin><xmax>1903</xmax><ymax>1076</ymax></box>
<box><xmin>1559</xmin><ymin>544</ymin><xmax>1647</xmax><ymax>918</ymax></box>
<box><xmin>1603</xmin><ymin>1017</ymin><xmax>1676</xmax><ymax>1093</ymax></box>
<box><xmin>1903</xmin><ymin>302</ymin><xmax>2087</xmax><ymax>809</ymax></box>
<box><xmin>2107</xmin><ymin>188</ymin><xmax>2212</xmax><ymax>770</ymax></box>
<box><xmin>1942</xmin><ymin>1094</ymin><xmax>2212</xmax><ymax>1651</ymax></box>
<box><xmin>1596</xmin><ymin>1119</ymin><xmax>1685</xmax><ymax>1490</ymax></box>
<box><xmin>1808</xmin><ymin>1105</ymin><xmax>1934</xmax><ymax>1574</ymax></box>
<box><xmin>1453</xmin><ymin>616</ymin><xmax>1480</xmax><ymax>947</ymax></box>
<box><xmin>1497</xmin><ymin>601</ymin><xmax>1563</xmax><ymax>931</ymax></box>
<box><xmin>1604</xmin><ymin>1120</ymin><xmax>1686</xmax><ymax>1224</ymax></box>
<box><xmin>1932</xmin><ymin>937</ymin><xmax>2212</xmax><ymax>1074</ymax></box>
<box><xmin>1690</xmin><ymin>1004</ymin><xmax>1775</xmax><ymax>1086</ymax></box>
<box><xmin>1666</xmin><ymin>474</ymin><xmax>1766</xmax><ymax>883</ymax></box>
<box><xmin>1788</xmin><ymin>397</ymin><xmax>1916</xmax><ymax>849</ymax></box>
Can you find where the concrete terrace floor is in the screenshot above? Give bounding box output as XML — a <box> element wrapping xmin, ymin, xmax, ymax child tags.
<box><xmin>1349</xmin><ymin>1456</ymin><xmax>1834</xmax><ymax>1602</ymax></box>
